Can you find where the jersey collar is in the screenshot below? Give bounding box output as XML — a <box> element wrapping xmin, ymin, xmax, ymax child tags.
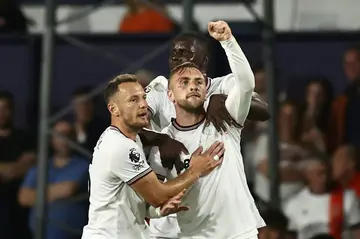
<box><xmin>171</xmin><ymin>117</ymin><xmax>205</xmax><ymax>132</ymax></box>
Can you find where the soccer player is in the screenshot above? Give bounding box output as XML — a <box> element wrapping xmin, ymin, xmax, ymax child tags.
<box><xmin>148</xmin><ymin>20</ymin><xmax>265</xmax><ymax>239</ymax></box>
<box><xmin>81</xmin><ymin>75</ymin><xmax>225</xmax><ymax>239</ymax></box>
<box><xmin>145</xmin><ymin>31</ymin><xmax>269</xmax><ymax>131</ymax></box>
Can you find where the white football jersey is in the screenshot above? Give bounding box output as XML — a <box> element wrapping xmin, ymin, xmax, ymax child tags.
<box><xmin>145</xmin><ymin>74</ymin><xmax>227</xmax><ymax>130</ymax></box>
<box><xmin>146</xmin><ymin>74</ymin><xmax>231</xmax><ymax>239</ymax></box>
<box><xmin>284</xmin><ymin>188</ymin><xmax>360</xmax><ymax>239</ymax></box>
<box><xmin>82</xmin><ymin>126</ymin><xmax>152</xmax><ymax>239</ymax></box>
<box><xmin>149</xmin><ymin>120</ymin><xmax>264</xmax><ymax>239</ymax></box>
<box><xmin>148</xmin><ymin>36</ymin><xmax>265</xmax><ymax>239</ymax></box>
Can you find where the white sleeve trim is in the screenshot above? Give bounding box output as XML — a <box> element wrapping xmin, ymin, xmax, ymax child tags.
<box><xmin>127</xmin><ymin>167</ymin><xmax>153</xmax><ymax>185</ymax></box>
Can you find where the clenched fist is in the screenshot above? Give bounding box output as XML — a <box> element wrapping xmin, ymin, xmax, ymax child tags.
<box><xmin>208</xmin><ymin>20</ymin><xmax>232</xmax><ymax>41</ymax></box>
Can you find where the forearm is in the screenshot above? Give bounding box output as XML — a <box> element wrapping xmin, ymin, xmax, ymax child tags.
<box><xmin>221</xmin><ymin>36</ymin><xmax>255</xmax><ymax>91</ymax></box>
<box><xmin>47</xmin><ymin>182</ymin><xmax>77</xmax><ymax>202</ymax></box>
<box><xmin>18</xmin><ymin>188</ymin><xmax>37</xmax><ymax>207</ymax></box>
<box><xmin>153</xmin><ymin>168</ymin><xmax>199</xmax><ymax>207</ymax></box>
<box><xmin>221</xmin><ymin>37</ymin><xmax>255</xmax><ymax>124</ymax></box>
<box><xmin>139</xmin><ymin>128</ymin><xmax>165</xmax><ymax>147</ymax></box>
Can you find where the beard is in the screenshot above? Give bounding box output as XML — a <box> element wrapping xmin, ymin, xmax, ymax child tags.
<box><xmin>176</xmin><ymin>98</ymin><xmax>205</xmax><ymax>114</ymax></box>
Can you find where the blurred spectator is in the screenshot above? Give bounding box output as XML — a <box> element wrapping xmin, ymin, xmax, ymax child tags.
<box><xmin>0</xmin><ymin>0</ymin><xmax>28</xmax><ymax>34</ymax></box>
<box><xmin>135</xmin><ymin>69</ymin><xmax>155</xmax><ymax>88</ymax></box>
<box><xmin>242</xmin><ymin>65</ymin><xmax>268</xmax><ymax>188</ymax></box>
<box><xmin>253</xmin><ymin>65</ymin><xmax>267</xmax><ymax>101</ymax></box>
<box><xmin>332</xmin><ymin>145</ymin><xmax>360</xmax><ymax>197</ymax></box>
<box><xmin>254</xmin><ymin>101</ymin><xmax>305</xmax><ymax>205</ymax></box>
<box><xmin>300</xmin><ymin>77</ymin><xmax>333</xmax><ymax>154</ymax></box>
<box><xmin>343</xmin><ymin>46</ymin><xmax>360</xmax><ymax>82</ymax></box>
<box><xmin>258</xmin><ymin>209</ymin><xmax>288</xmax><ymax>239</ymax></box>
<box><xmin>284</xmin><ymin>156</ymin><xmax>360</xmax><ymax>239</ymax></box>
<box><xmin>327</xmin><ymin>46</ymin><xmax>360</xmax><ymax>151</ymax></box>
<box><xmin>18</xmin><ymin>121</ymin><xmax>89</xmax><ymax>239</ymax></box>
<box><xmin>0</xmin><ymin>91</ymin><xmax>35</xmax><ymax>239</ymax></box>
<box><xmin>119</xmin><ymin>0</ymin><xmax>175</xmax><ymax>33</ymax></box>
<box><xmin>71</xmin><ymin>86</ymin><xmax>107</xmax><ymax>153</ymax></box>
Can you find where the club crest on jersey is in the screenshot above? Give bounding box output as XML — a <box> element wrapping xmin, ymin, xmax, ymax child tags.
<box><xmin>129</xmin><ymin>148</ymin><xmax>144</xmax><ymax>170</ymax></box>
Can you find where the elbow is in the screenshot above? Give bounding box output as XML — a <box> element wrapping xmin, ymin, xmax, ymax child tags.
<box><xmin>146</xmin><ymin>185</ymin><xmax>170</xmax><ymax>208</ymax></box>
<box><xmin>18</xmin><ymin>189</ymin><xmax>35</xmax><ymax>207</ymax></box>
<box><xmin>147</xmin><ymin>194</ymin><xmax>168</xmax><ymax>208</ymax></box>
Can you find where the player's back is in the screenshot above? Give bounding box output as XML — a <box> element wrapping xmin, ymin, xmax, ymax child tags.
<box><xmin>154</xmin><ymin>119</ymin><xmax>263</xmax><ymax>239</ymax></box>
<box><xmin>82</xmin><ymin>126</ymin><xmax>148</xmax><ymax>239</ymax></box>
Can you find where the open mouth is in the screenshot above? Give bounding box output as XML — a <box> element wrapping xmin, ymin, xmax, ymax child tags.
<box><xmin>187</xmin><ymin>93</ymin><xmax>200</xmax><ymax>99</ymax></box>
<box><xmin>138</xmin><ymin>112</ymin><xmax>148</xmax><ymax>118</ymax></box>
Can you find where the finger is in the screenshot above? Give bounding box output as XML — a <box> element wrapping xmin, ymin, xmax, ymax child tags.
<box><xmin>208</xmin><ymin>142</ymin><xmax>225</xmax><ymax>158</ymax></box>
<box><xmin>204</xmin><ymin>141</ymin><xmax>221</xmax><ymax>155</ymax></box>
<box><xmin>208</xmin><ymin>22</ymin><xmax>214</xmax><ymax>32</ymax></box>
<box><xmin>217</xmin><ymin>148</ymin><xmax>225</xmax><ymax>159</ymax></box>
<box><xmin>213</xmin><ymin>159</ymin><xmax>223</xmax><ymax>169</ymax></box>
<box><xmin>172</xmin><ymin>190</ymin><xmax>185</xmax><ymax>201</ymax></box>
<box><xmin>192</xmin><ymin>146</ymin><xmax>203</xmax><ymax>156</ymax></box>
<box><xmin>170</xmin><ymin>200</ymin><xmax>182</xmax><ymax>205</ymax></box>
<box><xmin>212</xmin><ymin>120</ymin><xmax>222</xmax><ymax>133</ymax></box>
<box><xmin>181</xmin><ymin>145</ymin><xmax>189</xmax><ymax>155</ymax></box>
<box><xmin>178</xmin><ymin>206</ymin><xmax>190</xmax><ymax>211</ymax></box>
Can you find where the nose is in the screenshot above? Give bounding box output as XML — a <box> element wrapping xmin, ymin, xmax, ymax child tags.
<box><xmin>188</xmin><ymin>81</ymin><xmax>199</xmax><ymax>91</ymax></box>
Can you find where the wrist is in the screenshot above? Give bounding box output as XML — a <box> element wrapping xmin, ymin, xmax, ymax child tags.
<box><xmin>187</xmin><ymin>167</ymin><xmax>200</xmax><ymax>180</ymax></box>
<box><xmin>220</xmin><ymin>35</ymin><xmax>235</xmax><ymax>46</ymax></box>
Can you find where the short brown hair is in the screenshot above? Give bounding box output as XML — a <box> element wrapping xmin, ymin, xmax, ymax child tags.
<box><xmin>104</xmin><ymin>74</ymin><xmax>138</xmax><ymax>103</ymax></box>
<box><xmin>169</xmin><ymin>62</ymin><xmax>202</xmax><ymax>86</ymax></box>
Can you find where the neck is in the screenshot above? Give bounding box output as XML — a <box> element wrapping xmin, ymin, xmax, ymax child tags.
<box><xmin>111</xmin><ymin>118</ymin><xmax>139</xmax><ymax>140</ymax></box>
<box><xmin>175</xmin><ymin>106</ymin><xmax>206</xmax><ymax>126</ymax></box>
<box><xmin>308</xmin><ymin>186</ymin><xmax>327</xmax><ymax>195</ymax></box>
<box><xmin>53</xmin><ymin>154</ymin><xmax>70</xmax><ymax>167</ymax></box>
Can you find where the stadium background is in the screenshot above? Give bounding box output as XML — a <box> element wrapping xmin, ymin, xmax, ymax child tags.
<box><xmin>1</xmin><ymin>0</ymin><xmax>360</xmax><ymax>239</ymax></box>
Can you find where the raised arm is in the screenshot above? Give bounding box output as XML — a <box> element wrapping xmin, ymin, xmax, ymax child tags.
<box><xmin>208</xmin><ymin>21</ymin><xmax>255</xmax><ymax>126</ymax></box>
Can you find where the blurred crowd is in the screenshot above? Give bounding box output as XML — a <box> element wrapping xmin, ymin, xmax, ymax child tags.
<box><xmin>0</xmin><ymin>0</ymin><xmax>189</xmax><ymax>35</ymax></box>
<box><xmin>0</xmin><ymin>45</ymin><xmax>359</xmax><ymax>239</ymax></box>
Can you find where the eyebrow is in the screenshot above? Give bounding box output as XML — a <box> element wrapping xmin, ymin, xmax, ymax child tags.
<box><xmin>178</xmin><ymin>77</ymin><xmax>204</xmax><ymax>81</ymax></box>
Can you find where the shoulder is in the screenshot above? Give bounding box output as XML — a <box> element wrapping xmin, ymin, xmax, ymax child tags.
<box><xmin>146</xmin><ymin>76</ymin><xmax>168</xmax><ymax>93</ymax></box>
<box><xmin>344</xmin><ymin>189</ymin><xmax>357</xmax><ymax>204</ymax></box>
<box><xmin>286</xmin><ymin>189</ymin><xmax>308</xmax><ymax>209</ymax></box>
<box><xmin>99</xmin><ymin>127</ymin><xmax>138</xmax><ymax>153</ymax></box>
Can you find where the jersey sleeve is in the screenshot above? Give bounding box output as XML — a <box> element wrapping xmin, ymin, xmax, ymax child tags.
<box><xmin>220</xmin><ymin>37</ymin><xmax>255</xmax><ymax>126</ymax></box>
<box><xmin>109</xmin><ymin>141</ymin><xmax>152</xmax><ymax>185</ymax></box>
<box><xmin>145</xmin><ymin>76</ymin><xmax>168</xmax><ymax>117</ymax></box>
<box><xmin>148</xmin><ymin>146</ymin><xmax>168</xmax><ymax>181</ymax></box>
<box><xmin>21</xmin><ymin>167</ymin><xmax>37</xmax><ymax>188</ymax></box>
<box><xmin>344</xmin><ymin>190</ymin><xmax>360</xmax><ymax>228</ymax></box>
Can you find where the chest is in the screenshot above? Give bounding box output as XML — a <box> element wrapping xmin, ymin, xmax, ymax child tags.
<box><xmin>167</xmin><ymin>124</ymin><xmax>240</xmax><ymax>177</ymax></box>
